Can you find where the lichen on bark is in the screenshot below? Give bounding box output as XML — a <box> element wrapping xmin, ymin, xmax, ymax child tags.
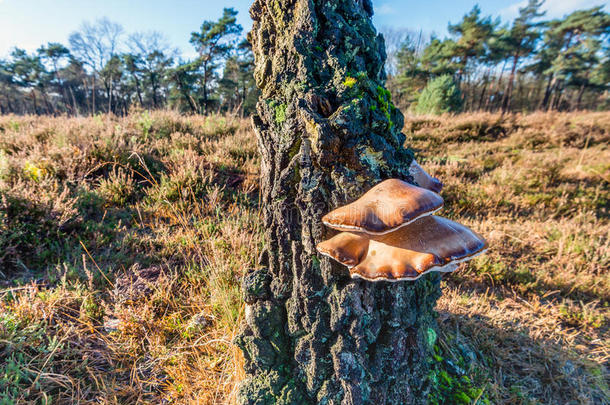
<box><xmin>235</xmin><ymin>1</ymin><xmax>443</xmax><ymax>403</ymax></box>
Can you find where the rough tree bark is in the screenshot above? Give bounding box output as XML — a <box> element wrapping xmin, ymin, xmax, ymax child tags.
<box><xmin>236</xmin><ymin>1</ymin><xmax>442</xmax><ymax>403</ymax></box>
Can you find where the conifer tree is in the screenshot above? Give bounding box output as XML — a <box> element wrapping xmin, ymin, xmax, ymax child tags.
<box><xmin>189</xmin><ymin>8</ymin><xmax>242</xmax><ymax>114</ymax></box>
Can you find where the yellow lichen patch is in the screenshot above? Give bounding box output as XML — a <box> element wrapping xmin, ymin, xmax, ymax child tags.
<box><xmin>343</xmin><ymin>76</ymin><xmax>358</xmax><ymax>88</ymax></box>
<box><xmin>270</xmin><ymin>0</ymin><xmax>286</xmax><ymax>30</ymax></box>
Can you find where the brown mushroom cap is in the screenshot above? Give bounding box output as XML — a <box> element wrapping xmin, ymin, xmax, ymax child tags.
<box><xmin>316</xmin><ymin>232</ymin><xmax>370</xmax><ymax>268</ymax></box>
<box><xmin>350</xmin><ymin>216</ymin><xmax>487</xmax><ymax>282</ymax></box>
<box><xmin>409</xmin><ymin>160</ymin><xmax>443</xmax><ymax>193</ymax></box>
<box><xmin>322</xmin><ymin>179</ymin><xmax>444</xmax><ymax>235</ymax></box>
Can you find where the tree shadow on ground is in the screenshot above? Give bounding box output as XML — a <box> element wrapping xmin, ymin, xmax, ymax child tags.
<box><xmin>438</xmin><ymin>284</ymin><xmax>609</xmax><ymax>404</ymax></box>
<box><xmin>0</xmin><ymin>190</ymin><xmax>152</xmax><ymax>287</ymax></box>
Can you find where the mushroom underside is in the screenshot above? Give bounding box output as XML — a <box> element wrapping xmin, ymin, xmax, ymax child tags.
<box><xmin>350</xmin><ymin>249</ymin><xmax>487</xmax><ymax>282</ymax></box>
<box><xmin>318</xmin><ymin>215</ymin><xmax>488</xmax><ymax>282</ymax></box>
<box><xmin>322</xmin><ymin>206</ymin><xmax>443</xmax><ymax>236</ymax></box>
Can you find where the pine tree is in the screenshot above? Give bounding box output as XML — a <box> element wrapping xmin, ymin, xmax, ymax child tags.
<box><xmin>544</xmin><ymin>7</ymin><xmax>610</xmax><ymax>110</ymax></box>
<box><xmin>499</xmin><ymin>0</ymin><xmax>545</xmax><ymax>113</ymax></box>
<box><xmin>167</xmin><ymin>61</ymin><xmax>199</xmax><ymax>113</ymax></box>
<box><xmin>447</xmin><ymin>6</ymin><xmax>497</xmax><ymax>85</ymax></box>
<box><xmin>415</xmin><ymin>75</ymin><xmax>462</xmax><ymax>115</ymax></box>
<box><xmin>10</xmin><ymin>49</ymin><xmax>52</xmax><ymax>114</ymax></box>
<box><xmin>38</xmin><ymin>43</ymin><xmax>72</xmax><ymax>113</ymax></box>
<box><xmin>189</xmin><ymin>8</ymin><xmax>242</xmax><ymax>114</ymax></box>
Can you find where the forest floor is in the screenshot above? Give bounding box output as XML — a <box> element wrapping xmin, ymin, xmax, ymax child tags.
<box><xmin>0</xmin><ymin>111</ymin><xmax>608</xmax><ymax>404</ymax></box>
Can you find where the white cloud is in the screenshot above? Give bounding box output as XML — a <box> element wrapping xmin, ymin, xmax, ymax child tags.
<box><xmin>376</xmin><ymin>3</ymin><xmax>395</xmax><ymax>16</ymax></box>
<box><xmin>500</xmin><ymin>0</ymin><xmax>607</xmax><ymax>21</ymax></box>
<box><xmin>499</xmin><ymin>1</ymin><xmax>527</xmax><ymax>20</ymax></box>
<box><xmin>544</xmin><ymin>0</ymin><xmax>606</xmax><ymax>18</ymax></box>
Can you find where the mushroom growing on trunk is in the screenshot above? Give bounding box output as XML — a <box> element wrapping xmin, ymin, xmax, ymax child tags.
<box><xmin>409</xmin><ymin>159</ymin><xmax>443</xmax><ymax>193</ymax></box>
<box><xmin>316</xmin><ymin>232</ymin><xmax>370</xmax><ymax>268</ymax></box>
<box><xmin>322</xmin><ymin>179</ymin><xmax>444</xmax><ymax>235</ymax></box>
<box><xmin>317</xmin><ymin>179</ymin><xmax>487</xmax><ymax>282</ymax></box>
<box><xmin>350</xmin><ymin>216</ymin><xmax>487</xmax><ymax>281</ymax></box>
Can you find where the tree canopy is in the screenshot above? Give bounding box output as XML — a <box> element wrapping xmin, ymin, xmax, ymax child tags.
<box><xmin>0</xmin><ymin>4</ymin><xmax>608</xmax><ymax>116</ymax></box>
<box><xmin>389</xmin><ymin>5</ymin><xmax>610</xmax><ymax>113</ymax></box>
<box><xmin>0</xmin><ymin>10</ymin><xmax>257</xmax><ymax>116</ymax></box>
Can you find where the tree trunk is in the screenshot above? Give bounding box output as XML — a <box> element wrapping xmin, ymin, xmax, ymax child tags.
<box><xmin>175</xmin><ymin>73</ymin><xmax>197</xmax><ymax>113</ymax></box>
<box><xmin>576</xmin><ymin>83</ymin><xmax>586</xmax><ymax>111</ymax></box>
<box><xmin>53</xmin><ymin>63</ymin><xmax>69</xmax><ymax>114</ymax></box>
<box><xmin>525</xmin><ymin>78</ymin><xmax>531</xmax><ymax>111</ymax></box>
<box><xmin>541</xmin><ymin>74</ymin><xmax>555</xmax><ymax>111</ymax></box>
<box><xmin>242</xmin><ymin>82</ymin><xmax>248</xmax><ymax>116</ymax></box>
<box><xmin>41</xmin><ymin>86</ymin><xmax>54</xmax><ymax>115</ymax></box>
<box><xmin>69</xmin><ymin>85</ymin><xmax>78</xmax><ymax>116</ymax></box>
<box><xmin>31</xmin><ymin>91</ymin><xmax>39</xmax><ymax>115</ymax></box>
<box><xmin>464</xmin><ymin>72</ymin><xmax>472</xmax><ymax>112</ymax></box>
<box><xmin>5</xmin><ymin>93</ymin><xmax>14</xmax><ymax>114</ymax></box>
<box><xmin>477</xmin><ymin>69</ymin><xmax>490</xmax><ymax>111</ymax></box>
<box><xmin>236</xmin><ymin>1</ymin><xmax>442</xmax><ymax>404</ymax></box>
<box><xmin>515</xmin><ymin>73</ymin><xmax>523</xmax><ymax>112</ymax></box>
<box><xmin>501</xmin><ymin>54</ymin><xmax>519</xmax><ymax>114</ymax></box>
<box><xmin>202</xmin><ymin>61</ymin><xmax>209</xmax><ymax>115</ymax></box>
<box><xmin>106</xmin><ymin>79</ymin><xmax>113</xmax><ymax>114</ymax></box>
<box><xmin>548</xmin><ymin>78</ymin><xmax>563</xmax><ymax>111</ymax></box>
<box><xmin>151</xmin><ymin>74</ymin><xmax>159</xmax><ymax>109</ymax></box>
<box><xmin>553</xmin><ymin>84</ymin><xmax>564</xmax><ymax>111</ymax></box>
<box><xmin>491</xmin><ymin>60</ymin><xmax>508</xmax><ymax>112</ymax></box>
<box><xmin>91</xmin><ymin>77</ymin><xmax>96</xmax><ymax>115</ymax></box>
<box><xmin>134</xmin><ymin>74</ymin><xmax>144</xmax><ymax>106</ymax></box>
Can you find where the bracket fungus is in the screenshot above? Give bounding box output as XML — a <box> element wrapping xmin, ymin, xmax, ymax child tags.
<box><xmin>409</xmin><ymin>159</ymin><xmax>443</xmax><ymax>193</ymax></box>
<box><xmin>317</xmin><ymin>178</ymin><xmax>487</xmax><ymax>282</ymax></box>
<box><xmin>322</xmin><ymin>179</ymin><xmax>444</xmax><ymax>235</ymax></box>
<box><xmin>350</xmin><ymin>216</ymin><xmax>487</xmax><ymax>281</ymax></box>
<box><xmin>316</xmin><ymin>232</ymin><xmax>369</xmax><ymax>268</ymax></box>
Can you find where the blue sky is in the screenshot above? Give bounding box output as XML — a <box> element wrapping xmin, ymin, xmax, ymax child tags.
<box><xmin>0</xmin><ymin>0</ymin><xmax>607</xmax><ymax>58</ymax></box>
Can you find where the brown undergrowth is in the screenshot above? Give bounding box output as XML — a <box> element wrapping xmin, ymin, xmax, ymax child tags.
<box><xmin>0</xmin><ymin>111</ymin><xmax>608</xmax><ymax>404</ymax></box>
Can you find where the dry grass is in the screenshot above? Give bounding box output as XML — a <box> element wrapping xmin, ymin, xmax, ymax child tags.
<box><xmin>0</xmin><ymin>110</ymin><xmax>608</xmax><ymax>404</ymax></box>
<box><xmin>407</xmin><ymin>111</ymin><xmax>609</xmax><ymax>404</ymax></box>
<box><xmin>0</xmin><ymin>111</ymin><xmax>258</xmax><ymax>404</ymax></box>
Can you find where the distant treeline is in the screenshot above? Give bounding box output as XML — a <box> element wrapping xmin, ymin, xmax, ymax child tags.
<box><xmin>0</xmin><ymin>8</ymin><xmax>258</xmax><ymax>116</ymax></box>
<box><xmin>0</xmin><ymin>2</ymin><xmax>608</xmax><ymax>116</ymax></box>
<box><xmin>385</xmin><ymin>2</ymin><xmax>610</xmax><ymax>113</ymax></box>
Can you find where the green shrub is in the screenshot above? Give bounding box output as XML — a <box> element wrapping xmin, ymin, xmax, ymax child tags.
<box><xmin>415</xmin><ymin>75</ymin><xmax>462</xmax><ymax>115</ymax></box>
